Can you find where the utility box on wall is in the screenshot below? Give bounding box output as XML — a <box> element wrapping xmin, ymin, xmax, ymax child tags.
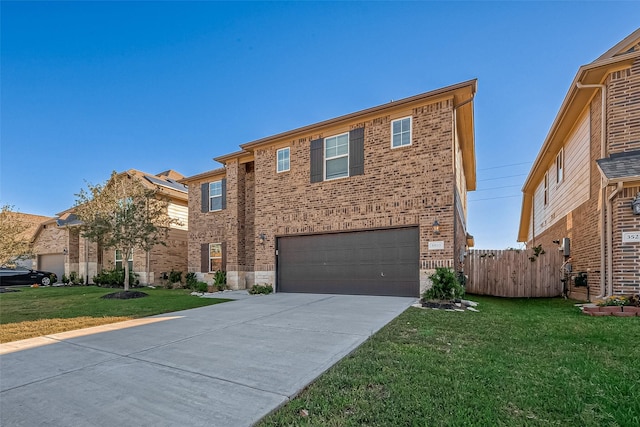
<box><xmin>561</xmin><ymin>237</ymin><xmax>570</xmax><ymax>257</ymax></box>
<box><xmin>574</xmin><ymin>272</ymin><xmax>588</xmax><ymax>287</ymax></box>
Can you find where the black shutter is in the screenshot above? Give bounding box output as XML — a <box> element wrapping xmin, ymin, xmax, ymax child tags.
<box><xmin>349</xmin><ymin>127</ymin><xmax>365</xmax><ymax>176</ymax></box>
<box><xmin>221</xmin><ymin>178</ymin><xmax>227</xmax><ymax>210</ymax></box>
<box><xmin>201</xmin><ymin>243</ymin><xmax>209</xmax><ymax>272</ymax></box>
<box><xmin>221</xmin><ymin>242</ymin><xmax>227</xmax><ymax>272</ymax></box>
<box><xmin>310</xmin><ymin>138</ymin><xmax>324</xmax><ymax>183</ymax></box>
<box><xmin>201</xmin><ymin>183</ymin><xmax>209</xmax><ymax>212</ymax></box>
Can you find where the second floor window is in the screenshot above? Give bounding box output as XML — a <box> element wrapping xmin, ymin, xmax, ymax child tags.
<box><xmin>556</xmin><ymin>149</ymin><xmax>564</xmax><ymax>183</ymax></box>
<box><xmin>209</xmin><ymin>180</ymin><xmax>222</xmax><ymax>211</ymax></box>
<box><xmin>325</xmin><ymin>133</ymin><xmax>349</xmax><ymax>180</ymax></box>
<box><xmin>277</xmin><ymin>147</ymin><xmax>290</xmax><ymax>173</ymax></box>
<box><xmin>392</xmin><ymin>117</ymin><xmax>412</xmax><ymax>148</ymax></box>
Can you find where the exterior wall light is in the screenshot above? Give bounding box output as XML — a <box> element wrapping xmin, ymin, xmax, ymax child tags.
<box><xmin>432</xmin><ymin>220</ymin><xmax>440</xmax><ymax>235</ymax></box>
<box><xmin>258</xmin><ymin>233</ymin><xmax>266</xmax><ymax>245</ymax></box>
<box><xmin>632</xmin><ymin>193</ymin><xmax>640</xmax><ymax>215</ymax></box>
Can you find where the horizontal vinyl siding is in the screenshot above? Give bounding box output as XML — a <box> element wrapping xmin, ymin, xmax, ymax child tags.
<box><xmin>533</xmin><ymin>111</ymin><xmax>590</xmax><ymax>237</ymax></box>
<box><xmin>168</xmin><ymin>203</ymin><xmax>188</xmax><ymax>230</ymax></box>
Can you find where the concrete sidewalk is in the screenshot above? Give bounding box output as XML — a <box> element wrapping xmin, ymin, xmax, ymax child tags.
<box><xmin>0</xmin><ymin>293</ymin><xmax>414</xmax><ymax>426</ymax></box>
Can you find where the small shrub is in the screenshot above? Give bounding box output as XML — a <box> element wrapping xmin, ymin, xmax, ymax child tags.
<box><xmin>69</xmin><ymin>271</ymin><xmax>80</xmax><ymax>285</ymax></box>
<box><xmin>61</xmin><ymin>274</ymin><xmax>69</xmax><ymax>285</ymax></box>
<box><xmin>248</xmin><ymin>284</ymin><xmax>273</xmax><ymax>295</ymax></box>
<box><xmin>169</xmin><ymin>270</ymin><xmax>182</xmax><ymax>285</ymax></box>
<box><xmin>185</xmin><ymin>272</ymin><xmax>198</xmax><ymax>290</ymax></box>
<box><xmin>423</xmin><ymin>267</ymin><xmax>465</xmax><ymax>301</ymax></box>
<box><xmin>93</xmin><ymin>268</ymin><xmax>138</xmax><ymax>288</ymax></box>
<box><xmin>195</xmin><ymin>281</ymin><xmax>208</xmax><ymax>293</ymax></box>
<box><xmin>214</xmin><ymin>270</ymin><xmax>226</xmax><ymax>291</ymax></box>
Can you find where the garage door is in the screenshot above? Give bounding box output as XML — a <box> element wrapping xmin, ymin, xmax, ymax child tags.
<box><xmin>277</xmin><ymin>227</ymin><xmax>419</xmax><ymax>297</ymax></box>
<box><xmin>39</xmin><ymin>254</ymin><xmax>64</xmax><ymax>284</ymax></box>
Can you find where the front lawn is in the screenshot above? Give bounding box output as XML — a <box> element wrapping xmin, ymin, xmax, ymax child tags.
<box><xmin>259</xmin><ymin>296</ymin><xmax>640</xmax><ymax>426</ymax></box>
<box><xmin>0</xmin><ymin>286</ymin><xmax>229</xmax><ymax>342</ymax></box>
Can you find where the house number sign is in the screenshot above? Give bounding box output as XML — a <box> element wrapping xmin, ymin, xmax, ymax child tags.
<box><xmin>428</xmin><ymin>241</ymin><xmax>445</xmax><ymax>250</ymax></box>
<box><xmin>622</xmin><ymin>232</ymin><xmax>640</xmax><ymax>243</ymax></box>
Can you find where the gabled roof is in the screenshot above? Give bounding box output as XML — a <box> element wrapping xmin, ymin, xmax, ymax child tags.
<box><xmin>596</xmin><ymin>149</ymin><xmax>640</xmax><ymax>184</ymax></box>
<box><xmin>125</xmin><ymin>169</ymin><xmax>188</xmax><ymax>201</ymax></box>
<box><xmin>7</xmin><ymin>212</ymin><xmax>54</xmax><ymax>243</ymax></box>
<box><xmin>518</xmin><ymin>29</ymin><xmax>640</xmax><ymax>242</ymax></box>
<box><xmin>53</xmin><ymin>169</ymin><xmax>187</xmax><ymax>221</ymax></box>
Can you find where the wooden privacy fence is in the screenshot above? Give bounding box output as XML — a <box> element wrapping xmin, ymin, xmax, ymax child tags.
<box><xmin>464</xmin><ymin>248</ymin><xmax>563</xmax><ymax>297</ymax></box>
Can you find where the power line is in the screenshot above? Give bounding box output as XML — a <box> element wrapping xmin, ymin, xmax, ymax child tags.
<box><xmin>478</xmin><ymin>161</ymin><xmax>531</xmax><ymax>171</ymax></box>
<box><xmin>468</xmin><ymin>195</ymin><xmax>521</xmax><ymax>202</ymax></box>
<box><xmin>474</xmin><ymin>184</ymin><xmax>521</xmax><ymax>192</ymax></box>
<box><xmin>477</xmin><ymin>173</ymin><xmax>527</xmax><ymax>182</ymax></box>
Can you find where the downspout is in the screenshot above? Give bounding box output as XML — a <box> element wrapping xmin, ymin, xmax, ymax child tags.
<box><xmin>576</xmin><ymin>82</ymin><xmax>607</xmax><ymax>298</ymax></box>
<box><xmin>607</xmin><ymin>182</ymin><xmax>623</xmax><ymax>296</ymax></box>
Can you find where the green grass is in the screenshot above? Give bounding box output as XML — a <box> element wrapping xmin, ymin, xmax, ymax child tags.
<box><xmin>0</xmin><ymin>286</ymin><xmax>229</xmax><ymax>324</ymax></box>
<box><xmin>258</xmin><ymin>296</ymin><xmax>640</xmax><ymax>427</ymax></box>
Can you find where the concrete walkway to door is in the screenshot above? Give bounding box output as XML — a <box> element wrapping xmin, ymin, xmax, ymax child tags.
<box><xmin>0</xmin><ymin>293</ymin><xmax>415</xmax><ymax>427</ymax></box>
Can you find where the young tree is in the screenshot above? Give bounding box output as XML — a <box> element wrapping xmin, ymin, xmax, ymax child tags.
<box><xmin>74</xmin><ymin>171</ymin><xmax>180</xmax><ymax>291</ymax></box>
<box><xmin>0</xmin><ymin>205</ymin><xmax>32</xmax><ymax>266</ymax></box>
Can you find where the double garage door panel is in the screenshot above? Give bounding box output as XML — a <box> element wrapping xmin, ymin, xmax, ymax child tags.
<box><xmin>278</xmin><ymin>227</ymin><xmax>419</xmax><ymax>297</ymax></box>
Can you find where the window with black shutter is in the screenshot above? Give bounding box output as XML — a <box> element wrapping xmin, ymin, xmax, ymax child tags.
<box><xmin>310</xmin><ymin>128</ymin><xmax>364</xmax><ymax>182</ymax></box>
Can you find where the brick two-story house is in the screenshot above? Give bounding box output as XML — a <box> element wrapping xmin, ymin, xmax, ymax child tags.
<box><xmin>518</xmin><ymin>29</ymin><xmax>640</xmax><ymax>300</ymax></box>
<box><xmin>183</xmin><ymin>80</ymin><xmax>477</xmax><ymax>297</ymax></box>
<box><xmin>32</xmin><ymin>169</ymin><xmax>189</xmax><ymax>285</ymax></box>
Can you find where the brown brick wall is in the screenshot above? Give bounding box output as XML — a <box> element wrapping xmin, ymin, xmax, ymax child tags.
<box><xmin>32</xmin><ymin>224</ymin><xmax>66</xmax><ymax>255</ymax></box>
<box><xmin>186</xmin><ymin>173</ymin><xmax>230</xmax><ymax>275</ymax></box>
<box><xmin>187</xmin><ymin>96</ymin><xmax>472</xmax><ymax>290</ymax></box>
<box><xmin>611</xmin><ymin>185</ymin><xmax>640</xmax><ymax>294</ymax></box>
<box><xmin>607</xmin><ymin>59</ymin><xmax>640</xmax><ymax>154</ymax></box>
<box><xmin>252</xmin><ymin>99</ymin><xmax>458</xmax><ymax>274</ymax></box>
<box><xmin>148</xmin><ymin>228</ymin><xmax>188</xmax><ymax>283</ymax></box>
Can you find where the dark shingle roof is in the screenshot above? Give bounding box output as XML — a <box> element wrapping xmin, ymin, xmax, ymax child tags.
<box><xmin>596</xmin><ymin>149</ymin><xmax>640</xmax><ymax>182</ymax></box>
<box><xmin>144</xmin><ymin>175</ymin><xmax>188</xmax><ymax>193</ymax></box>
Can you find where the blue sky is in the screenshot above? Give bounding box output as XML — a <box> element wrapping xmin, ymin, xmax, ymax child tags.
<box><xmin>1</xmin><ymin>1</ymin><xmax>639</xmax><ymax>249</ymax></box>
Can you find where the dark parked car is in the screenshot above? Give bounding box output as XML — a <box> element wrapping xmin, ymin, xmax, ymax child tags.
<box><xmin>0</xmin><ymin>267</ymin><xmax>57</xmax><ymax>286</ymax></box>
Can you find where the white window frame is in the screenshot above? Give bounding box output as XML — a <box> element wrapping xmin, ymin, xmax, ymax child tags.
<box><xmin>209</xmin><ymin>180</ymin><xmax>222</xmax><ymax>212</ymax></box>
<box><xmin>543</xmin><ymin>172</ymin><xmax>549</xmax><ymax>206</ymax></box>
<box><xmin>391</xmin><ymin>116</ymin><xmax>412</xmax><ymax>148</ymax></box>
<box><xmin>115</xmin><ymin>249</ymin><xmax>133</xmax><ymax>271</ymax></box>
<box><xmin>324</xmin><ymin>132</ymin><xmax>350</xmax><ymax>181</ymax></box>
<box><xmin>556</xmin><ymin>149</ymin><xmax>564</xmax><ymax>184</ymax></box>
<box><xmin>209</xmin><ymin>243</ymin><xmax>222</xmax><ymax>273</ymax></box>
<box><xmin>277</xmin><ymin>147</ymin><xmax>290</xmax><ymax>173</ymax></box>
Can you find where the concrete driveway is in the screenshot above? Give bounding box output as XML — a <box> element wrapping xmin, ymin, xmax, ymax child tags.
<box><xmin>0</xmin><ymin>292</ymin><xmax>414</xmax><ymax>426</ymax></box>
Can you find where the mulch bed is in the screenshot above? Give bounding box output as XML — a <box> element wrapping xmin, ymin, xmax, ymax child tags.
<box><xmin>0</xmin><ymin>287</ymin><xmax>21</xmax><ymax>293</ymax></box>
<box><xmin>100</xmin><ymin>291</ymin><xmax>149</xmax><ymax>299</ymax></box>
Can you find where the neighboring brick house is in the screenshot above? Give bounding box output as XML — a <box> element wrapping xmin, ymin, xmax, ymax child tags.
<box><xmin>1</xmin><ymin>212</ymin><xmax>53</xmax><ymax>270</ymax></box>
<box><xmin>183</xmin><ymin>80</ymin><xmax>477</xmax><ymax>297</ymax></box>
<box><xmin>518</xmin><ymin>29</ymin><xmax>640</xmax><ymax>300</ymax></box>
<box><xmin>31</xmin><ymin>169</ymin><xmax>189</xmax><ymax>285</ymax></box>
